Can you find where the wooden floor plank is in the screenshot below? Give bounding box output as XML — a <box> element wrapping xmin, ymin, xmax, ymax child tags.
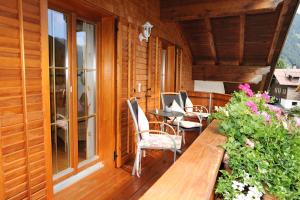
<box><xmin>54</xmin><ymin>131</ymin><xmax>200</xmax><ymax>200</ymax></box>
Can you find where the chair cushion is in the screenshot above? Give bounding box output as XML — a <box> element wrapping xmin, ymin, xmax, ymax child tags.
<box><xmin>185</xmin><ymin>112</ymin><xmax>210</xmax><ymax>118</ymax></box>
<box><xmin>137</xmin><ymin>105</ymin><xmax>150</xmax><ymax>140</ymax></box>
<box><xmin>185</xmin><ymin>97</ymin><xmax>193</xmax><ymax>112</ymax></box>
<box><xmin>170</xmin><ymin>120</ymin><xmax>202</xmax><ymax>129</ymax></box>
<box><xmin>170</xmin><ymin>100</ymin><xmax>185</xmax><ymax>123</ymax></box>
<box><xmin>139</xmin><ymin>134</ymin><xmax>182</xmax><ymax>150</ymax></box>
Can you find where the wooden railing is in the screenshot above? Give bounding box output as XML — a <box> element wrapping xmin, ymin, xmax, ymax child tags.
<box><xmin>187</xmin><ymin>91</ymin><xmax>232</xmax><ymax>112</ymax></box>
<box><xmin>140</xmin><ymin>120</ymin><xmax>227</xmax><ymax>200</ymax></box>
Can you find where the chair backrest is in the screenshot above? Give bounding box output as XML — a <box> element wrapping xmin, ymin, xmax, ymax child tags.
<box><xmin>127</xmin><ymin>97</ymin><xmax>141</xmax><ymax>142</ymax></box>
<box><xmin>179</xmin><ymin>90</ymin><xmax>188</xmax><ymax>107</ymax></box>
<box><xmin>161</xmin><ymin>92</ymin><xmax>184</xmax><ymax>110</ymax></box>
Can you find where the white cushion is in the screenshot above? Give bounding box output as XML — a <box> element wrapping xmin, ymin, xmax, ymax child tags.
<box><xmin>185</xmin><ymin>97</ymin><xmax>193</xmax><ymax>112</ymax></box>
<box><xmin>170</xmin><ymin>100</ymin><xmax>185</xmax><ymax>114</ymax></box>
<box><xmin>169</xmin><ymin>100</ymin><xmax>185</xmax><ymax>123</ymax></box>
<box><xmin>139</xmin><ymin>134</ymin><xmax>182</xmax><ymax>150</ymax></box>
<box><xmin>137</xmin><ymin>105</ymin><xmax>150</xmax><ymax>140</ymax></box>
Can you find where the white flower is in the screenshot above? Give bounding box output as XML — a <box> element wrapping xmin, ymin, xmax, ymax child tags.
<box><xmin>233</xmin><ymin>193</ymin><xmax>247</xmax><ymax>200</ymax></box>
<box><xmin>225</xmin><ymin>110</ymin><xmax>229</xmax><ymax>117</ymax></box>
<box><xmin>245</xmin><ymin>138</ymin><xmax>255</xmax><ymax>149</ymax></box>
<box><xmin>214</xmin><ymin>106</ymin><xmax>220</xmax><ymax>111</ymax></box>
<box><xmin>232</xmin><ymin>181</ymin><xmax>245</xmax><ymax>192</ymax></box>
<box><xmin>248</xmin><ymin>186</ymin><xmax>263</xmax><ymax>197</ymax></box>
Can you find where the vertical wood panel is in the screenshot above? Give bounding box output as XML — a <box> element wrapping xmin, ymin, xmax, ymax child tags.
<box><xmin>99</xmin><ymin>16</ymin><xmax>116</xmax><ymax>167</ymax></box>
<box><xmin>165</xmin><ymin>45</ymin><xmax>175</xmax><ymax>92</ymax></box>
<box><xmin>18</xmin><ymin>0</ymin><xmax>32</xmax><ymax>197</ymax></box>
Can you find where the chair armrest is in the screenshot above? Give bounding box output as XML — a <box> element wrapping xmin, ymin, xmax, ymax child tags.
<box><xmin>148</xmin><ymin>121</ymin><xmax>176</xmax><ymax>135</ymax></box>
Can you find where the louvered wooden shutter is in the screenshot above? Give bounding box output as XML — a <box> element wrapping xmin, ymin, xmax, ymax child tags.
<box><xmin>0</xmin><ymin>0</ymin><xmax>48</xmax><ymax>199</ymax></box>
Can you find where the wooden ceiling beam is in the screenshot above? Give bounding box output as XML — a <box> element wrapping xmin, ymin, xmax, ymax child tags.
<box><xmin>192</xmin><ymin>65</ymin><xmax>269</xmax><ymax>83</ymax></box>
<box><xmin>161</xmin><ymin>0</ymin><xmax>283</xmax><ymax>21</ymax></box>
<box><xmin>239</xmin><ymin>15</ymin><xmax>245</xmax><ymax>65</ymax></box>
<box><xmin>204</xmin><ymin>18</ymin><xmax>217</xmax><ymax>64</ymax></box>
<box><xmin>193</xmin><ymin>65</ymin><xmax>270</xmax><ymax>75</ymax></box>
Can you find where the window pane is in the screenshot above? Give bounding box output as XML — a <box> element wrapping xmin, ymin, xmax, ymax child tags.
<box><xmin>48</xmin><ymin>9</ymin><xmax>70</xmax><ymax>176</ymax></box>
<box><xmin>86</xmin><ymin>71</ymin><xmax>96</xmax><ymax>116</ymax></box>
<box><xmin>76</xmin><ymin>20</ymin><xmax>96</xmax><ymax>69</ymax></box>
<box><xmin>55</xmin><ymin>69</ymin><xmax>69</xmax><ymax>119</ymax></box>
<box><xmin>78</xmin><ymin>117</ymin><xmax>96</xmax><ymax>163</ymax></box>
<box><xmin>51</xmin><ymin>124</ymin><xmax>70</xmax><ymax>174</ymax></box>
<box><xmin>77</xmin><ymin>70</ymin><xmax>86</xmax><ymax>118</ymax></box>
<box><xmin>48</xmin><ymin>9</ymin><xmax>68</xmax><ymax>68</ymax></box>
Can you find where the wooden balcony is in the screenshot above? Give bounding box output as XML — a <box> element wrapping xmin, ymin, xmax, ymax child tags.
<box><xmin>0</xmin><ymin>0</ymin><xmax>299</xmax><ymax>199</ymax></box>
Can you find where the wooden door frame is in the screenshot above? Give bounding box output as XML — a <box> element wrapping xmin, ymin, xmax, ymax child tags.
<box><xmin>42</xmin><ymin>0</ymin><xmax>117</xmax><ymax>194</ymax></box>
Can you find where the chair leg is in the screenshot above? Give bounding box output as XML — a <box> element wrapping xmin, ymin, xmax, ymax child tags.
<box><xmin>182</xmin><ymin>131</ymin><xmax>186</xmax><ymax>144</ymax></box>
<box><xmin>132</xmin><ymin>148</ymin><xmax>141</xmax><ymax>176</ymax></box>
<box><xmin>173</xmin><ymin>149</ymin><xmax>177</xmax><ymax>163</ymax></box>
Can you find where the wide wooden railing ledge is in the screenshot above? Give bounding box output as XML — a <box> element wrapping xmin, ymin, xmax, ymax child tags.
<box><xmin>140</xmin><ymin>120</ymin><xmax>227</xmax><ymax>200</ymax></box>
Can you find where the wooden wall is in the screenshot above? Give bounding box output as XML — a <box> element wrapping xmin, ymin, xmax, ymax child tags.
<box><xmin>0</xmin><ymin>0</ymin><xmax>49</xmax><ymax>199</ymax></box>
<box><xmin>110</xmin><ymin>0</ymin><xmax>194</xmax><ymax>166</ymax></box>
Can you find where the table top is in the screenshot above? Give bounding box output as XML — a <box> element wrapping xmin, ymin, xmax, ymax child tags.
<box><xmin>149</xmin><ymin>109</ymin><xmax>184</xmax><ymax>118</ymax></box>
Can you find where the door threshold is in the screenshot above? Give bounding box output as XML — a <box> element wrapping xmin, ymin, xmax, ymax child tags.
<box><xmin>54</xmin><ymin>162</ymin><xmax>104</xmax><ymax>193</ymax></box>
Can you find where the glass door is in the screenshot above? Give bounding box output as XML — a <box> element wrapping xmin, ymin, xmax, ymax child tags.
<box><xmin>76</xmin><ymin>19</ymin><xmax>97</xmax><ymax>164</ymax></box>
<box><xmin>48</xmin><ymin>8</ymin><xmax>98</xmax><ymax>179</ymax></box>
<box><xmin>48</xmin><ymin>9</ymin><xmax>70</xmax><ymax>175</ymax></box>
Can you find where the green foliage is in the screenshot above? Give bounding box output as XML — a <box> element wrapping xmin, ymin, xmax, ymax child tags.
<box><xmin>276</xmin><ymin>59</ymin><xmax>288</xmax><ymax>69</ymax></box>
<box><xmin>212</xmin><ymin>90</ymin><xmax>300</xmax><ymax>200</ymax></box>
<box><xmin>288</xmin><ymin>106</ymin><xmax>300</xmax><ymax>117</ymax></box>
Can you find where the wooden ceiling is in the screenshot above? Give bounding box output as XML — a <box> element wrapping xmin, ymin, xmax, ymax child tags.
<box><xmin>160</xmin><ymin>0</ymin><xmax>299</xmax><ymax>90</ymax></box>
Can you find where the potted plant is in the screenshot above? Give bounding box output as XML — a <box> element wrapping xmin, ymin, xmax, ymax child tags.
<box><xmin>212</xmin><ymin>84</ymin><xmax>300</xmax><ymax>200</ymax></box>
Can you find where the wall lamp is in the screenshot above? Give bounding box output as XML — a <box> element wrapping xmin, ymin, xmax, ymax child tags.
<box><xmin>139</xmin><ymin>22</ymin><xmax>153</xmax><ymax>42</ymax></box>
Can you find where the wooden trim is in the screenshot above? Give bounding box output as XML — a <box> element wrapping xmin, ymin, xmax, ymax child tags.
<box><xmin>154</xmin><ymin>37</ymin><xmax>159</xmax><ymax>108</ymax></box>
<box><xmin>116</xmin><ymin>19</ymin><xmax>122</xmax><ymax>167</ymax></box>
<box><xmin>18</xmin><ymin>0</ymin><xmax>32</xmax><ymax>197</ymax></box>
<box><xmin>179</xmin><ymin>48</ymin><xmax>183</xmax><ymax>90</ymax></box>
<box><xmin>0</xmin><ymin>120</ymin><xmax>4</xmax><ymax>200</ymax></box>
<box><xmin>239</xmin><ymin>15</ymin><xmax>245</xmax><ymax>65</ymax></box>
<box><xmin>146</xmin><ymin>36</ymin><xmax>153</xmax><ymax>111</ymax></box>
<box><xmin>70</xmin><ymin>13</ymin><xmax>78</xmax><ymax>173</ymax></box>
<box><xmin>96</xmin><ymin>20</ymin><xmax>102</xmax><ymax>164</ymax></box>
<box><xmin>127</xmin><ymin>24</ymin><xmax>132</xmax><ymax>156</ymax></box>
<box><xmin>40</xmin><ymin>0</ymin><xmax>54</xmax><ymax>198</ymax></box>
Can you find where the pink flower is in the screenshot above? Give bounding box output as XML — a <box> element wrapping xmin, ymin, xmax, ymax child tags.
<box><xmin>266</xmin><ymin>104</ymin><xmax>282</xmax><ymax>119</ymax></box>
<box><xmin>295</xmin><ymin>117</ymin><xmax>300</xmax><ymax>127</ymax></box>
<box><xmin>261</xmin><ymin>111</ymin><xmax>271</xmax><ymax>122</ymax></box>
<box><xmin>262</xmin><ymin>92</ymin><xmax>270</xmax><ymax>102</ymax></box>
<box><xmin>238</xmin><ymin>83</ymin><xmax>254</xmax><ymax>97</ymax></box>
<box><xmin>245</xmin><ymin>101</ymin><xmax>258</xmax><ymax>114</ymax></box>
